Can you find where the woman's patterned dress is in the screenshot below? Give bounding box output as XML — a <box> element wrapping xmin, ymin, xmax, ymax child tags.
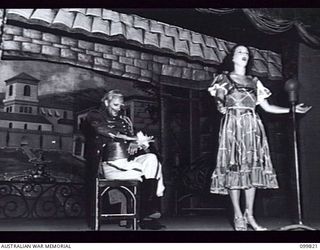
<box><xmin>210</xmin><ymin>73</ymin><xmax>279</xmax><ymax>195</ymax></box>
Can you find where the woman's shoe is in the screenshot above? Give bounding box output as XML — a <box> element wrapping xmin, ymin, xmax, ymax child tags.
<box><xmin>234</xmin><ymin>216</ymin><xmax>247</xmax><ymax>231</ymax></box>
<box><xmin>244</xmin><ymin>210</ymin><xmax>267</xmax><ymax>231</ymax></box>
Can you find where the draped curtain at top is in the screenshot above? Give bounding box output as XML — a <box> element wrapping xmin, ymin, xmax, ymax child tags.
<box><xmin>196</xmin><ymin>8</ymin><xmax>320</xmax><ymax>48</ymax></box>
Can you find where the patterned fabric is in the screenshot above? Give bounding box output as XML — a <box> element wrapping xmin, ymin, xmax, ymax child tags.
<box><xmin>209</xmin><ymin>73</ymin><xmax>279</xmax><ymax>195</ymax></box>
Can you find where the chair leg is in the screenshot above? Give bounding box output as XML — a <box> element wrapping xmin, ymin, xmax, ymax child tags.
<box><xmin>94</xmin><ymin>178</ymin><xmax>99</xmax><ymax>231</ymax></box>
<box><xmin>133</xmin><ymin>185</ymin><xmax>139</xmax><ymax>231</ymax></box>
<box><xmin>133</xmin><ymin>218</ymin><xmax>137</xmax><ymax>230</ymax></box>
<box><xmin>126</xmin><ymin>185</ymin><xmax>139</xmax><ymax>230</ymax></box>
<box><xmin>94</xmin><ymin>182</ymin><xmax>140</xmax><ymax>231</ymax></box>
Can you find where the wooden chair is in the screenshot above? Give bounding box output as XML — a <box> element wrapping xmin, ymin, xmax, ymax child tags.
<box><xmin>94</xmin><ymin>176</ymin><xmax>140</xmax><ymax>230</ymax></box>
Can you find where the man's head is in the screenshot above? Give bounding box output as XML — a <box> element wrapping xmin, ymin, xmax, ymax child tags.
<box><xmin>101</xmin><ymin>89</ymin><xmax>124</xmax><ymax>117</ymax></box>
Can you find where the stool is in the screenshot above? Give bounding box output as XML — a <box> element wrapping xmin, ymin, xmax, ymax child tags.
<box><xmin>94</xmin><ymin>178</ymin><xmax>140</xmax><ymax>230</ymax></box>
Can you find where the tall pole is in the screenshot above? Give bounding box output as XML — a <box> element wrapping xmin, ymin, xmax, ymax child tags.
<box><xmin>280</xmin><ymin>79</ymin><xmax>315</xmax><ymax>231</ymax></box>
<box><xmin>291</xmin><ymin>102</ymin><xmax>303</xmax><ymax>225</ymax></box>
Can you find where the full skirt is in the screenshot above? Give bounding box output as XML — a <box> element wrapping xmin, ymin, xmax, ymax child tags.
<box><xmin>210</xmin><ymin>109</ymin><xmax>279</xmax><ymax>195</ymax></box>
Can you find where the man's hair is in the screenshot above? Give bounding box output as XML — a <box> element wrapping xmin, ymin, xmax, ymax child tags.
<box><xmin>101</xmin><ymin>89</ymin><xmax>123</xmax><ymax>103</ymax></box>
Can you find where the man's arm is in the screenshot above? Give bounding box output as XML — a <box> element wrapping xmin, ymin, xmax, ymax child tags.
<box><xmin>110</xmin><ymin>133</ymin><xmax>137</xmax><ymax>141</ymax></box>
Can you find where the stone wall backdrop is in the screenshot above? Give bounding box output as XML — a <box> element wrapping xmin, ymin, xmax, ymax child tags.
<box><xmin>2</xmin><ymin>24</ymin><xmax>217</xmax><ymax>87</ymax></box>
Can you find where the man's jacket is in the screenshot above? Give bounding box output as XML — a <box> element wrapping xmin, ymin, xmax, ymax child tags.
<box><xmin>86</xmin><ymin>107</ymin><xmax>134</xmax><ymax>161</ymax></box>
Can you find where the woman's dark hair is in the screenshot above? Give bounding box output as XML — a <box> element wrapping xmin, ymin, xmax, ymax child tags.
<box><xmin>217</xmin><ymin>45</ymin><xmax>253</xmax><ymax>74</ymax></box>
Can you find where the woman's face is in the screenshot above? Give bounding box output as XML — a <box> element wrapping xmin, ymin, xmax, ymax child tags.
<box><xmin>232</xmin><ymin>46</ymin><xmax>249</xmax><ymax>67</ymax></box>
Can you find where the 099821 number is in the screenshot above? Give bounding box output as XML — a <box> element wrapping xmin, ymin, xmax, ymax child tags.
<box><xmin>300</xmin><ymin>244</ymin><xmax>318</xmax><ymax>248</ymax></box>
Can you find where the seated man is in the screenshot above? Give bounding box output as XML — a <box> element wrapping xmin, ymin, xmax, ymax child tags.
<box><xmin>86</xmin><ymin>89</ymin><xmax>165</xmax><ymax>230</ymax></box>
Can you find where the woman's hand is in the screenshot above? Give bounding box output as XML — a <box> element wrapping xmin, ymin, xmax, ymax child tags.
<box><xmin>295</xmin><ymin>103</ymin><xmax>312</xmax><ymax>113</ymax></box>
<box><xmin>218</xmin><ymin>106</ymin><xmax>227</xmax><ymax>114</ymax></box>
<box><xmin>216</xmin><ymin>101</ymin><xmax>227</xmax><ymax>114</ymax></box>
<box><xmin>208</xmin><ymin>85</ymin><xmax>216</xmax><ymax>96</ymax></box>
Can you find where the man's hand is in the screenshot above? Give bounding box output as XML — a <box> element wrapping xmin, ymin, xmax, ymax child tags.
<box><xmin>128</xmin><ymin>142</ymin><xmax>140</xmax><ymax>155</ymax></box>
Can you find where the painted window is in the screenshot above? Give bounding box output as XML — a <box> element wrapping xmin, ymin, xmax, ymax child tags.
<box><xmin>24</xmin><ymin>85</ymin><xmax>31</xmax><ymax>96</ymax></box>
<box><xmin>9</xmin><ymin>122</ymin><xmax>13</xmax><ymax>129</ymax></box>
<box><xmin>9</xmin><ymin>85</ymin><xmax>13</xmax><ymax>96</ymax></box>
<box><xmin>24</xmin><ymin>124</ymin><xmax>28</xmax><ymax>130</ymax></box>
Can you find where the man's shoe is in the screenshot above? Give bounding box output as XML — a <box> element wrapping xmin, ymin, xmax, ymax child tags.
<box><xmin>119</xmin><ymin>220</ymin><xmax>131</xmax><ymax>228</ymax></box>
<box><xmin>139</xmin><ymin>219</ymin><xmax>166</xmax><ymax>230</ymax></box>
<box><xmin>145</xmin><ymin>211</ymin><xmax>161</xmax><ymax>219</ymax></box>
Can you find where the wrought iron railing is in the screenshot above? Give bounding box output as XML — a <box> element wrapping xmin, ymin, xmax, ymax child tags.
<box><xmin>0</xmin><ymin>180</ymin><xmax>85</xmax><ymax>219</ymax></box>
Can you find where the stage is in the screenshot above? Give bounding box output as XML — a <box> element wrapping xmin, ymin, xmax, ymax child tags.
<box><xmin>0</xmin><ymin>215</ymin><xmax>319</xmax><ymax>231</ymax></box>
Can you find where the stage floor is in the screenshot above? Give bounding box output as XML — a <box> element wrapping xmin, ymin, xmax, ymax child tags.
<box><xmin>0</xmin><ymin>215</ymin><xmax>319</xmax><ymax>231</ymax></box>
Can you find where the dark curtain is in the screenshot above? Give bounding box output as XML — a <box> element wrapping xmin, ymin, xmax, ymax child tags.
<box><xmin>196</xmin><ymin>8</ymin><xmax>320</xmax><ymax>48</ymax></box>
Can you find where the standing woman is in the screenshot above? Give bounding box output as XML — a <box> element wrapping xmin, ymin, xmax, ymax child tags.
<box><xmin>208</xmin><ymin>45</ymin><xmax>311</xmax><ymax>231</ymax></box>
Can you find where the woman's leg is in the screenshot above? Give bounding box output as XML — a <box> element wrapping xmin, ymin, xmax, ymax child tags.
<box><xmin>244</xmin><ymin>187</ymin><xmax>256</xmax><ymax>215</ymax></box>
<box><xmin>228</xmin><ymin>189</ymin><xmax>242</xmax><ymax>218</ymax></box>
<box><xmin>244</xmin><ymin>187</ymin><xmax>267</xmax><ymax>230</ymax></box>
<box><xmin>229</xmin><ymin>189</ymin><xmax>247</xmax><ymax>231</ymax></box>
